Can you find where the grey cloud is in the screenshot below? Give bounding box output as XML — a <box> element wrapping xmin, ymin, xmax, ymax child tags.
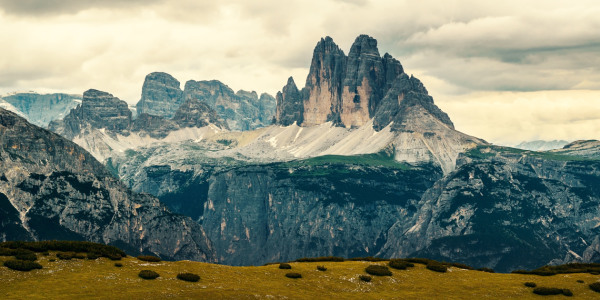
<box><xmin>0</xmin><ymin>0</ymin><xmax>163</xmax><ymax>16</ymax></box>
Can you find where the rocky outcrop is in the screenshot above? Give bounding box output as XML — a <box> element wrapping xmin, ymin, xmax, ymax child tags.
<box><xmin>1</xmin><ymin>93</ymin><xmax>81</xmax><ymax>127</ymax></box>
<box><xmin>50</xmin><ymin>88</ymin><xmax>228</xmax><ymax>140</ymax></box>
<box><xmin>136</xmin><ymin>72</ymin><xmax>184</xmax><ymax>119</ymax></box>
<box><xmin>276</xmin><ymin>35</ymin><xmax>417</xmax><ymax>129</ymax></box>
<box><xmin>172</xmin><ymin>98</ymin><xmax>229</xmax><ymax>130</ymax></box>
<box><xmin>49</xmin><ymin>89</ymin><xmax>132</xmax><ymax>139</ymax></box>
<box><xmin>0</xmin><ymin>108</ymin><xmax>215</xmax><ymax>261</ymax></box>
<box><xmin>275</xmin><ymin>77</ymin><xmax>303</xmax><ymax>126</ymax></box>
<box><xmin>183</xmin><ymin>80</ymin><xmax>275</xmax><ymax>131</ymax></box>
<box><xmin>379</xmin><ymin>147</ymin><xmax>600</xmax><ymax>272</ymax></box>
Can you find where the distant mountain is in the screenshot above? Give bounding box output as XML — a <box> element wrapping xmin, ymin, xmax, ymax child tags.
<box><xmin>136</xmin><ymin>72</ymin><xmax>276</xmax><ymax>131</ymax></box>
<box><xmin>48</xmin><ymin>89</ymin><xmax>229</xmax><ymax>160</ymax></box>
<box><xmin>551</xmin><ymin>140</ymin><xmax>600</xmax><ymax>159</ymax></box>
<box><xmin>0</xmin><ymin>107</ymin><xmax>215</xmax><ymax>261</ymax></box>
<box><xmin>1</xmin><ymin>92</ymin><xmax>81</xmax><ymax>127</ymax></box>
<box><xmin>514</xmin><ymin>140</ymin><xmax>570</xmax><ymax>151</ymax></box>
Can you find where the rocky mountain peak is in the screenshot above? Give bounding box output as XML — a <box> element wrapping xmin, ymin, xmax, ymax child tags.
<box><xmin>172</xmin><ymin>97</ymin><xmax>229</xmax><ymax>130</ymax></box>
<box><xmin>277</xmin><ymin>35</ymin><xmax>443</xmax><ymax>130</ymax></box>
<box><xmin>136</xmin><ymin>72</ymin><xmax>184</xmax><ymax>119</ymax></box>
<box><xmin>275</xmin><ymin>76</ymin><xmax>303</xmax><ymax>126</ymax></box>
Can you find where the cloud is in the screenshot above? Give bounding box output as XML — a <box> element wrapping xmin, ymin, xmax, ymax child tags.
<box><xmin>0</xmin><ymin>0</ymin><xmax>164</xmax><ymax>16</ymax></box>
<box><xmin>438</xmin><ymin>90</ymin><xmax>600</xmax><ymax>145</ymax></box>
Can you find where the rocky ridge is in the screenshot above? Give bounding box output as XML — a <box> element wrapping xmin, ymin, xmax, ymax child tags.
<box><xmin>49</xmin><ymin>89</ymin><xmax>228</xmax><ymax>141</ymax></box>
<box><xmin>0</xmin><ymin>107</ymin><xmax>215</xmax><ymax>261</ymax></box>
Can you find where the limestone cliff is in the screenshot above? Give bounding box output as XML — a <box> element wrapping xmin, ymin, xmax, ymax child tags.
<box><xmin>136</xmin><ymin>72</ymin><xmax>184</xmax><ymax>119</ymax></box>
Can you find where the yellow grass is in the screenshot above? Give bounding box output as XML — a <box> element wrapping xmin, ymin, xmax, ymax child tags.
<box><xmin>1</xmin><ymin>254</ymin><xmax>600</xmax><ymax>299</ymax></box>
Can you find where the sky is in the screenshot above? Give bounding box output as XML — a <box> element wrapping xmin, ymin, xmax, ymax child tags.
<box><xmin>0</xmin><ymin>0</ymin><xmax>599</xmax><ymax>145</ymax></box>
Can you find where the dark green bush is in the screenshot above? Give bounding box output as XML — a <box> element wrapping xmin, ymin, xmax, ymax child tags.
<box><xmin>295</xmin><ymin>256</ymin><xmax>344</xmax><ymax>262</ymax></box>
<box><xmin>524</xmin><ymin>282</ymin><xmax>537</xmax><ymax>288</ymax></box>
<box><xmin>477</xmin><ymin>267</ymin><xmax>495</xmax><ymax>273</ymax></box>
<box><xmin>114</xmin><ymin>263</ymin><xmax>123</xmax><ymax>267</ymax></box>
<box><xmin>4</xmin><ymin>259</ymin><xmax>42</xmax><ymax>271</ymax></box>
<box><xmin>576</xmin><ymin>280</ymin><xmax>584</xmax><ymax>283</ymax></box>
<box><xmin>365</xmin><ymin>265</ymin><xmax>392</xmax><ymax>276</ymax></box>
<box><xmin>73</xmin><ymin>253</ymin><xmax>86</xmax><ymax>259</ymax></box>
<box><xmin>512</xmin><ymin>263</ymin><xmax>600</xmax><ymax>276</ymax></box>
<box><xmin>285</xmin><ymin>272</ymin><xmax>302</xmax><ymax>279</ymax></box>
<box><xmin>0</xmin><ymin>247</ymin><xmax>17</xmax><ymax>256</ymax></box>
<box><xmin>138</xmin><ymin>270</ymin><xmax>160</xmax><ymax>280</ymax></box>
<box><xmin>137</xmin><ymin>255</ymin><xmax>161</xmax><ymax>262</ymax></box>
<box><xmin>86</xmin><ymin>252</ymin><xmax>100</xmax><ymax>260</ymax></box>
<box><xmin>56</xmin><ymin>252</ymin><xmax>74</xmax><ymax>260</ymax></box>
<box><xmin>404</xmin><ymin>258</ymin><xmax>436</xmax><ymax>265</ymax></box>
<box><xmin>0</xmin><ymin>241</ymin><xmax>125</xmax><ymax>260</ymax></box>
<box><xmin>317</xmin><ymin>265</ymin><xmax>327</xmax><ymax>271</ymax></box>
<box><xmin>42</xmin><ymin>251</ymin><xmax>49</xmax><ymax>256</ymax></box>
<box><xmin>389</xmin><ymin>259</ymin><xmax>413</xmax><ymax>270</ymax></box>
<box><xmin>590</xmin><ymin>282</ymin><xmax>600</xmax><ymax>293</ymax></box>
<box><xmin>48</xmin><ymin>258</ymin><xmax>56</xmax><ymax>262</ymax></box>
<box><xmin>177</xmin><ymin>273</ymin><xmax>200</xmax><ymax>282</ymax></box>
<box><xmin>348</xmin><ymin>257</ymin><xmax>387</xmax><ymax>262</ymax></box>
<box><xmin>359</xmin><ymin>275</ymin><xmax>372</xmax><ymax>282</ymax></box>
<box><xmin>15</xmin><ymin>250</ymin><xmax>37</xmax><ymax>261</ymax></box>
<box><xmin>532</xmin><ymin>287</ymin><xmax>572</xmax><ymax>296</ymax></box>
<box><xmin>426</xmin><ymin>262</ymin><xmax>447</xmax><ymax>273</ymax></box>
<box><xmin>279</xmin><ymin>263</ymin><xmax>292</xmax><ymax>269</ymax></box>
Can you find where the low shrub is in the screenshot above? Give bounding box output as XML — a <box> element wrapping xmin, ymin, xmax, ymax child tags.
<box><xmin>591</xmin><ymin>272</ymin><xmax>600</xmax><ymax>275</ymax></box>
<box><xmin>295</xmin><ymin>256</ymin><xmax>344</xmax><ymax>262</ymax></box>
<box><xmin>359</xmin><ymin>275</ymin><xmax>372</xmax><ymax>282</ymax></box>
<box><xmin>138</xmin><ymin>270</ymin><xmax>159</xmax><ymax>280</ymax></box>
<box><xmin>512</xmin><ymin>263</ymin><xmax>600</xmax><ymax>276</ymax></box>
<box><xmin>4</xmin><ymin>259</ymin><xmax>42</xmax><ymax>271</ymax></box>
<box><xmin>177</xmin><ymin>273</ymin><xmax>201</xmax><ymax>282</ymax></box>
<box><xmin>56</xmin><ymin>252</ymin><xmax>75</xmax><ymax>260</ymax></box>
<box><xmin>42</xmin><ymin>251</ymin><xmax>50</xmax><ymax>256</ymax></box>
<box><xmin>389</xmin><ymin>259</ymin><xmax>413</xmax><ymax>270</ymax></box>
<box><xmin>73</xmin><ymin>253</ymin><xmax>86</xmax><ymax>259</ymax></box>
<box><xmin>114</xmin><ymin>263</ymin><xmax>123</xmax><ymax>267</ymax></box>
<box><xmin>87</xmin><ymin>252</ymin><xmax>100</xmax><ymax>260</ymax></box>
<box><xmin>279</xmin><ymin>263</ymin><xmax>292</xmax><ymax>269</ymax></box>
<box><xmin>15</xmin><ymin>250</ymin><xmax>37</xmax><ymax>261</ymax></box>
<box><xmin>426</xmin><ymin>262</ymin><xmax>447</xmax><ymax>273</ymax></box>
<box><xmin>590</xmin><ymin>282</ymin><xmax>600</xmax><ymax>293</ymax></box>
<box><xmin>137</xmin><ymin>255</ymin><xmax>161</xmax><ymax>262</ymax></box>
<box><xmin>317</xmin><ymin>265</ymin><xmax>327</xmax><ymax>271</ymax></box>
<box><xmin>577</xmin><ymin>280</ymin><xmax>584</xmax><ymax>283</ymax></box>
<box><xmin>524</xmin><ymin>282</ymin><xmax>537</xmax><ymax>288</ymax></box>
<box><xmin>477</xmin><ymin>267</ymin><xmax>495</xmax><ymax>273</ymax></box>
<box><xmin>0</xmin><ymin>247</ymin><xmax>17</xmax><ymax>256</ymax></box>
<box><xmin>0</xmin><ymin>241</ymin><xmax>125</xmax><ymax>260</ymax></box>
<box><xmin>285</xmin><ymin>272</ymin><xmax>302</xmax><ymax>279</ymax></box>
<box><xmin>48</xmin><ymin>258</ymin><xmax>56</xmax><ymax>262</ymax></box>
<box><xmin>532</xmin><ymin>287</ymin><xmax>572</xmax><ymax>296</ymax></box>
<box><xmin>348</xmin><ymin>257</ymin><xmax>387</xmax><ymax>262</ymax></box>
<box><xmin>365</xmin><ymin>265</ymin><xmax>392</xmax><ymax>276</ymax></box>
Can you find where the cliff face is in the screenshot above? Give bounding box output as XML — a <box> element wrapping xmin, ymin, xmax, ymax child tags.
<box><xmin>276</xmin><ymin>35</ymin><xmax>432</xmax><ymax>130</ymax></box>
<box><xmin>183</xmin><ymin>80</ymin><xmax>275</xmax><ymax>131</ymax></box>
<box><xmin>1</xmin><ymin>93</ymin><xmax>81</xmax><ymax>127</ymax></box>
<box><xmin>49</xmin><ymin>89</ymin><xmax>132</xmax><ymax>139</ymax></box>
<box><xmin>136</xmin><ymin>72</ymin><xmax>184</xmax><ymax>119</ymax></box>
<box><xmin>0</xmin><ymin>108</ymin><xmax>215</xmax><ymax>261</ymax></box>
<box><xmin>50</xmin><ymin>88</ymin><xmax>228</xmax><ymax>140</ymax></box>
<box><xmin>379</xmin><ymin>147</ymin><xmax>600</xmax><ymax>272</ymax></box>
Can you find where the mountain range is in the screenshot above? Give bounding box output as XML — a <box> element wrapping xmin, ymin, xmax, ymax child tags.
<box><xmin>1</xmin><ymin>34</ymin><xmax>599</xmax><ymax>272</ymax></box>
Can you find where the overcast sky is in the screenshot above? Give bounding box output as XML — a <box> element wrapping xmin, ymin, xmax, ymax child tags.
<box><xmin>0</xmin><ymin>0</ymin><xmax>599</xmax><ymax>145</ymax></box>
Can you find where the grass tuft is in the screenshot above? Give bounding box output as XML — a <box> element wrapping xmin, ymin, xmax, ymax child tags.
<box><xmin>359</xmin><ymin>275</ymin><xmax>372</xmax><ymax>282</ymax></box>
<box><xmin>317</xmin><ymin>265</ymin><xmax>327</xmax><ymax>271</ymax></box>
